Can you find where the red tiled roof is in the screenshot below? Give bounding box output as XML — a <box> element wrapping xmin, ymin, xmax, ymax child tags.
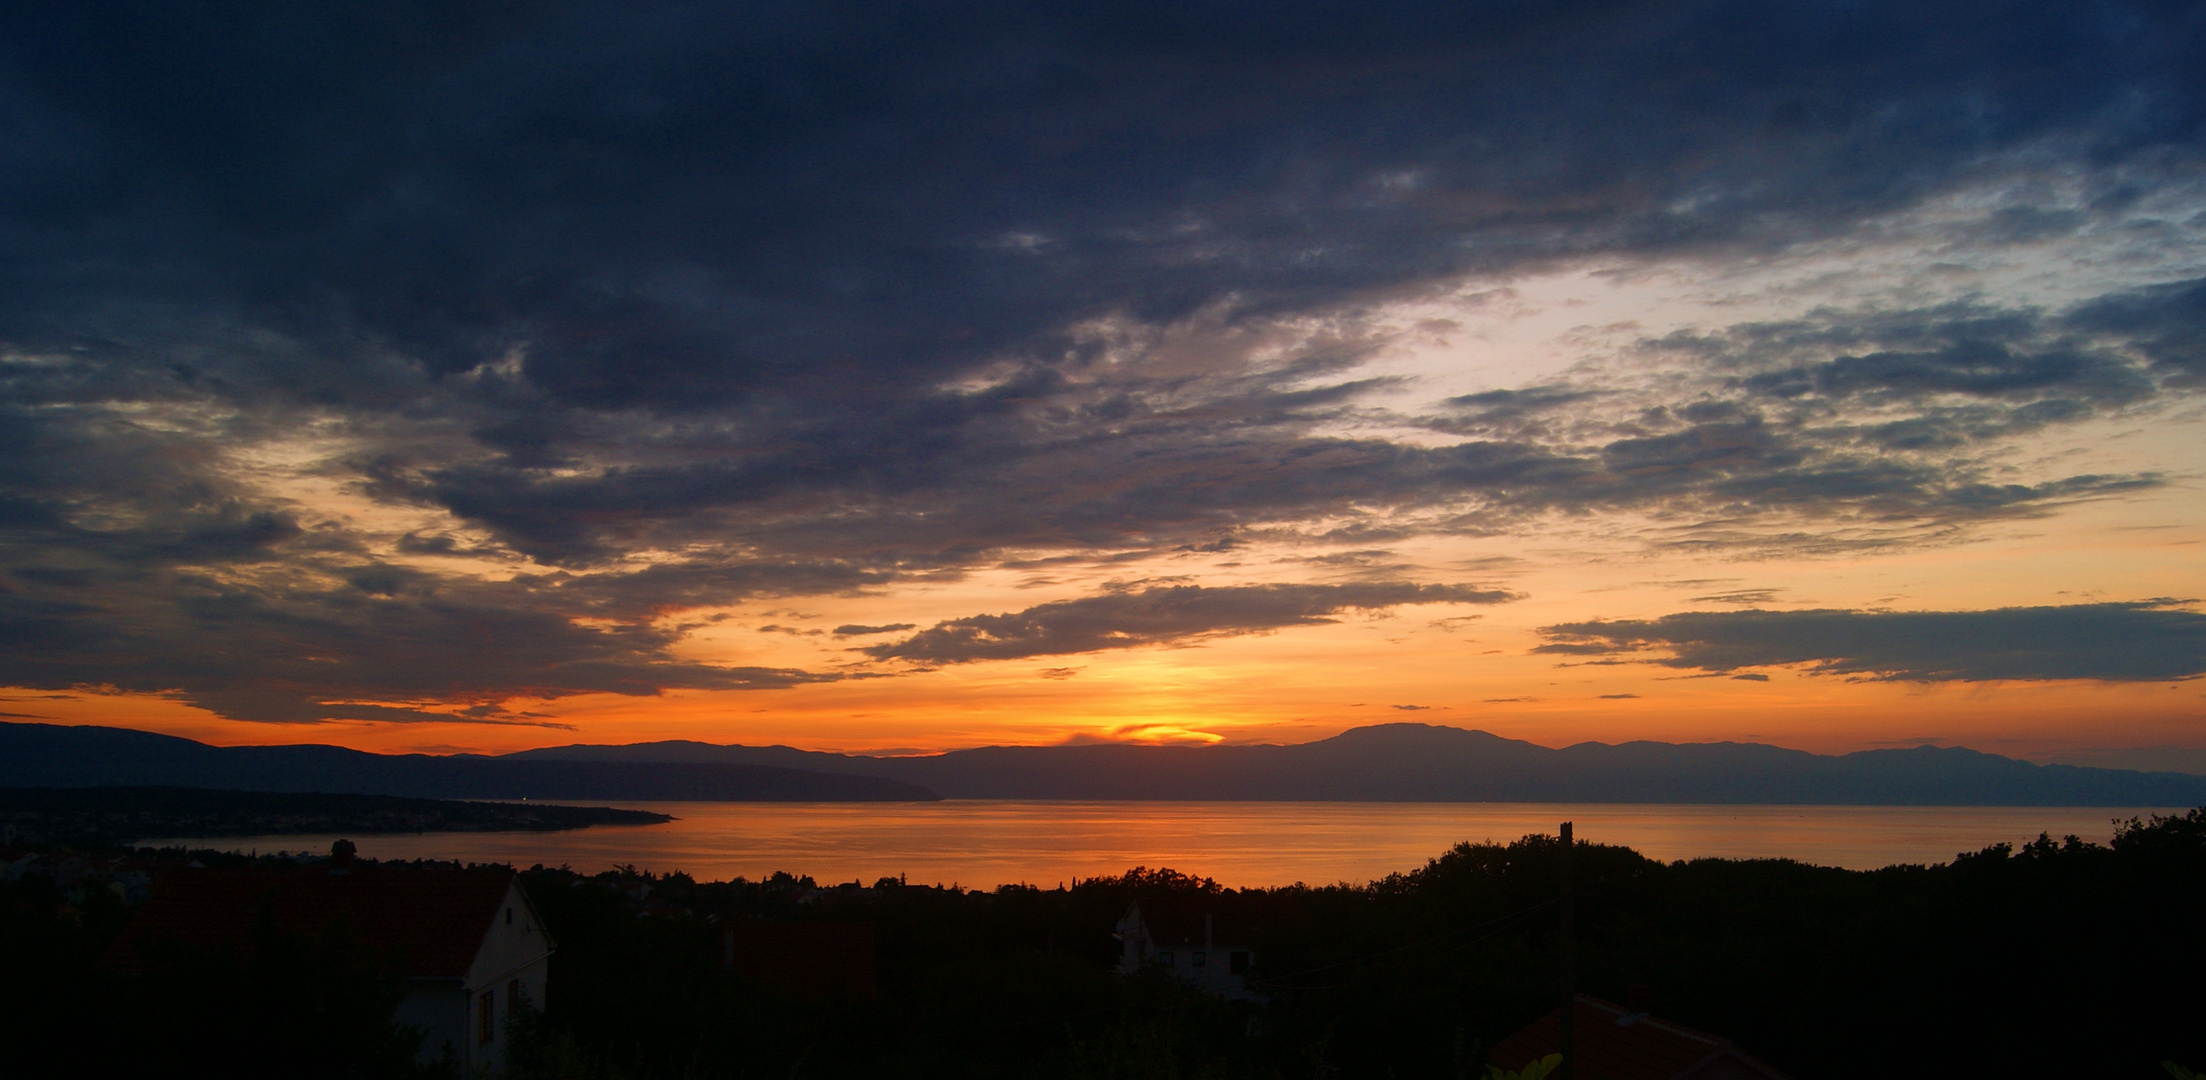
<box><xmin>102</xmin><ymin>865</ymin><xmax>517</xmax><ymax>978</ymax></box>
<box><xmin>1489</xmin><ymin>995</ymin><xmax>1792</xmax><ymax>1080</ymax></box>
<box><xmin>1126</xmin><ymin>897</ymin><xmax>1258</xmax><ymax>947</ymax></box>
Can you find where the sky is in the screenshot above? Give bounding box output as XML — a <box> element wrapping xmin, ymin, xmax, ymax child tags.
<box><xmin>1</xmin><ymin>1</ymin><xmax>2203</xmax><ymax>768</ymax></box>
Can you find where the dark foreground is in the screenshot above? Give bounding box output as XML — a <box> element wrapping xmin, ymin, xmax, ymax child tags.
<box><xmin>3</xmin><ymin>809</ymin><xmax>2202</xmax><ymax>1079</ymax></box>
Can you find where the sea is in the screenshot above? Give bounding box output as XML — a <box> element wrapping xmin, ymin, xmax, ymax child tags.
<box><xmin>139</xmin><ymin>800</ymin><xmax>2182</xmax><ymax>888</ymax></box>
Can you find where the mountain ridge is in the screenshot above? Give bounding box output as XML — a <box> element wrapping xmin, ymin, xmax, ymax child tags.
<box><xmin>0</xmin><ymin>723</ymin><xmax>940</xmax><ymax>802</ymax></box>
<box><xmin>503</xmin><ymin>722</ymin><xmax>2206</xmax><ymax>804</ymax></box>
<box><xmin>10</xmin><ymin>720</ymin><xmax>2188</xmax><ymax>805</ymax></box>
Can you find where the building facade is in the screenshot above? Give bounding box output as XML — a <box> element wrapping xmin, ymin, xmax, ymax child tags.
<box><xmin>1115</xmin><ymin>898</ymin><xmax>1263</xmax><ymax>1001</ymax></box>
<box><xmin>103</xmin><ymin>853</ymin><xmax>554</xmax><ymax>1072</ymax></box>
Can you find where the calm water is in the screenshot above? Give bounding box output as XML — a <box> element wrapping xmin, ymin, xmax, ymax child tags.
<box><xmin>146</xmin><ymin>801</ymin><xmax>2175</xmax><ymax>887</ymax></box>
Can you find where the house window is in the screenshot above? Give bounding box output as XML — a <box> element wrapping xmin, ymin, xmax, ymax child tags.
<box><xmin>1192</xmin><ymin>950</ymin><xmax>1207</xmax><ymax>967</ymax></box>
<box><xmin>1157</xmin><ymin>950</ymin><xmax>1174</xmax><ymax>966</ymax></box>
<box><xmin>505</xmin><ymin>906</ymin><xmax>513</xmax><ymax>925</ymax></box>
<box><xmin>509</xmin><ymin>979</ymin><xmax>522</xmax><ymax>1015</ymax></box>
<box><xmin>1229</xmin><ymin>951</ymin><xmax>1249</xmax><ymax>974</ymax></box>
<box><xmin>479</xmin><ymin>989</ymin><xmax>496</xmax><ymax>1045</ymax></box>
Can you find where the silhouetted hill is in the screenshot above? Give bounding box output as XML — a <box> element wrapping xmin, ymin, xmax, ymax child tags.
<box><xmin>0</xmin><ymin>723</ymin><xmax>940</xmax><ymax>802</ymax></box>
<box><xmin>0</xmin><ymin>786</ymin><xmax>672</xmax><ymax>847</ymax></box>
<box><xmin>508</xmin><ymin>722</ymin><xmax>2206</xmax><ymax>805</ymax></box>
<box><xmin>14</xmin><ymin>720</ymin><xmax>2202</xmax><ymax>804</ymax></box>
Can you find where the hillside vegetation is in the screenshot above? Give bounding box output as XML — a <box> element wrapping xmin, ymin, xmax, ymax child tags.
<box><xmin>3</xmin><ymin>809</ymin><xmax>2201</xmax><ymax>1077</ymax></box>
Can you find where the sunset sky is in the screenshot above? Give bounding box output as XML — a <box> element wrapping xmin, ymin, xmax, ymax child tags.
<box><xmin>2</xmin><ymin>2</ymin><xmax>2203</xmax><ymax>768</ymax></box>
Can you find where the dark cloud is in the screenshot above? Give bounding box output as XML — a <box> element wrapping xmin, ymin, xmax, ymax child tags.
<box><xmin>0</xmin><ymin>551</ymin><xmax>842</xmax><ymax>724</ymax></box>
<box><xmin>2063</xmin><ymin>276</ymin><xmax>2206</xmax><ymax>383</ymax></box>
<box><xmin>9</xmin><ymin>0</ymin><xmax>2195</xmax><ymax>416</ymax></box>
<box><xmin>833</xmin><ymin>623</ymin><xmax>918</xmax><ymax>637</ymax></box>
<box><xmin>1537</xmin><ymin>602</ymin><xmax>2206</xmax><ymax>682</ymax></box>
<box><xmin>1446</xmin><ymin>386</ymin><xmax>1600</xmax><ymax>412</ymax></box>
<box><xmin>1632</xmin><ymin>306</ymin><xmax>2162</xmax><ymax>467</ymax></box>
<box><xmin>1736</xmin><ymin>337</ymin><xmax>2153</xmax><ymax>405</ymax></box>
<box><xmin>1425</xmin><ymin>384</ymin><xmax>1606</xmax><ymax>438</ymax></box>
<box><xmin>3</xmin><ymin>1</ymin><xmax>2197</xmax><ymax>422</ymax></box>
<box><xmin>1637</xmin><ymin>282</ymin><xmax>2206</xmax><ymax>452</ymax></box>
<box><xmin>0</xmin><ymin>1</ymin><xmax>2199</xmax><ymax>719</ymax></box>
<box><xmin>867</xmin><ymin>582</ymin><xmax>1518</xmax><ymax>663</ymax></box>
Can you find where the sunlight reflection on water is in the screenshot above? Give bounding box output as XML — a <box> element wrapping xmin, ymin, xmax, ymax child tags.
<box><xmin>146</xmin><ymin>801</ymin><xmax>2175</xmax><ymax>887</ymax></box>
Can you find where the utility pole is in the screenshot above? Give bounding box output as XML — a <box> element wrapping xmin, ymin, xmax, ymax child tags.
<box><xmin>1558</xmin><ymin>821</ymin><xmax>1575</xmax><ymax>1080</ymax></box>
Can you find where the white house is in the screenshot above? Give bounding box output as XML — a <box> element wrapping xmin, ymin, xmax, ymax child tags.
<box><xmin>104</xmin><ymin>846</ymin><xmax>554</xmax><ymax>1072</ymax></box>
<box><xmin>387</xmin><ymin>870</ymin><xmax>555</xmax><ymax>1071</ymax></box>
<box><xmin>1115</xmin><ymin>898</ymin><xmax>1264</xmax><ymax>1001</ymax></box>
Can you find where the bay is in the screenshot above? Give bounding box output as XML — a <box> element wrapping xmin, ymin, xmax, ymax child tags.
<box><xmin>140</xmin><ymin>800</ymin><xmax>2181</xmax><ymax>887</ymax></box>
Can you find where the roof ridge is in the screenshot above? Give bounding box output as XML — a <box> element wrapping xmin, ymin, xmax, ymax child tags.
<box><xmin>1576</xmin><ymin>993</ymin><xmax>1727</xmax><ymax>1047</ymax></box>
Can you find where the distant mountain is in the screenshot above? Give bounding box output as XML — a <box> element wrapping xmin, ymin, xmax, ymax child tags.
<box><xmin>507</xmin><ymin>722</ymin><xmax>2206</xmax><ymax>806</ymax></box>
<box><xmin>11</xmin><ymin>720</ymin><xmax>2202</xmax><ymax>805</ymax></box>
<box><xmin>0</xmin><ymin>723</ymin><xmax>940</xmax><ymax>802</ymax></box>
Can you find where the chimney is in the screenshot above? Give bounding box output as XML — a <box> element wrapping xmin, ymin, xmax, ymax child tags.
<box><xmin>329</xmin><ymin>838</ymin><xmax>357</xmax><ymax>870</ymax></box>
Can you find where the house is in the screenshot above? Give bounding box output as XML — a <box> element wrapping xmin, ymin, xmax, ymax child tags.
<box><xmin>1115</xmin><ymin>898</ymin><xmax>1263</xmax><ymax>1001</ymax></box>
<box><xmin>1489</xmin><ymin>993</ymin><xmax>1793</xmax><ymax>1080</ymax></box>
<box><xmin>721</xmin><ymin>919</ymin><xmax>878</xmax><ymax>1001</ymax></box>
<box><xmin>102</xmin><ymin>843</ymin><xmax>552</xmax><ymax>1073</ymax></box>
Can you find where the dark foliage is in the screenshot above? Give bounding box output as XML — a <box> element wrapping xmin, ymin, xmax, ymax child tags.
<box><xmin>501</xmin><ymin>810</ymin><xmax>2206</xmax><ymax>1078</ymax></box>
<box><xmin>4</xmin><ymin>810</ymin><xmax>2202</xmax><ymax>1077</ymax></box>
<box><xmin>0</xmin><ymin>854</ymin><xmax>449</xmax><ymax>1078</ymax></box>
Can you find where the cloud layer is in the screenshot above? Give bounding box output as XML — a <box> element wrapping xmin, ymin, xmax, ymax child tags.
<box><xmin>0</xmin><ymin>2</ymin><xmax>2200</xmax><ymax>720</ymax></box>
<box><xmin>869</xmin><ymin>583</ymin><xmax>1516</xmax><ymax>663</ymax></box>
<box><xmin>1537</xmin><ymin>603</ymin><xmax>2206</xmax><ymax>683</ymax></box>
